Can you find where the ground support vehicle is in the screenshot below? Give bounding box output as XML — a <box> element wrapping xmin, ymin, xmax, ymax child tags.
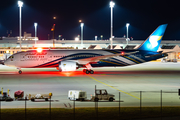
<box><xmin>27</xmin><ymin>93</ymin><xmax>52</xmax><ymax>101</ymax></box>
<box><xmin>0</xmin><ymin>90</ymin><xmax>13</xmax><ymax>101</ymax></box>
<box><xmin>91</xmin><ymin>89</ymin><xmax>115</xmax><ymax>102</ymax></box>
<box><xmin>0</xmin><ymin>93</ymin><xmax>13</xmax><ymax>101</ymax></box>
<box><xmin>68</xmin><ymin>90</ymin><xmax>87</xmax><ymax>101</ymax></box>
<box><xmin>161</xmin><ymin>58</ymin><xmax>177</xmax><ymax>63</ymax></box>
<box><xmin>14</xmin><ymin>90</ymin><xmax>25</xmax><ymax>100</ymax></box>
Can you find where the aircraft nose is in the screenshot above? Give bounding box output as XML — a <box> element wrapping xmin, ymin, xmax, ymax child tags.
<box><xmin>4</xmin><ymin>59</ymin><xmax>10</xmax><ymax>66</ymax></box>
<box><xmin>0</xmin><ymin>60</ymin><xmax>5</xmax><ymax>65</ymax></box>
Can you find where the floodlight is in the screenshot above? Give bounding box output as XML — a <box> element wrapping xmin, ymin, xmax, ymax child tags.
<box><xmin>81</xmin><ymin>23</ymin><xmax>84</xmax><ymax>27</ymax></box>
<box><xmin>126</xmin><ymin>23</ymin><xmax>130</xmax><ymax>28</ymax></box>
<box><xmin>34</xmin><ymin>23</ymin><xmax>37</xmax><ymax>27</ymax></box>
<box><xmin>18</xmin><ymin>1</ymin><xmax>23</xmax><ymax>7</ymax></box>
<box><xmin>110</xmin><ymin>1</ymin><xmax>115</xmax><ymax>8</ymax></box>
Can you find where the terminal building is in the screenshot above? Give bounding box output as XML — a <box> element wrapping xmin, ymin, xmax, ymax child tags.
<box><xmin>0</xmin><ymin>36</ymin><xmax>180</xmax><ymax>61</ymax></box>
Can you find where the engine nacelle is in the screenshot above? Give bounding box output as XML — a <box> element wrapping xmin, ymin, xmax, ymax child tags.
<box><xmin>59</xmin><ymin>61</ymin><xmax>77</xmax><ymax>72</ymax></box>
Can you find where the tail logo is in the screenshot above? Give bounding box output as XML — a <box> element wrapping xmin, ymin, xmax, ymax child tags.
<box><xmin>137</xmin><ymin>24</ymin><xmax>167</xmax><ymax>52</ymax></box>
<box><xmin>149</xmin><ymin>36</ymin><xmax>162</xmax><ymax>48</ymax></box>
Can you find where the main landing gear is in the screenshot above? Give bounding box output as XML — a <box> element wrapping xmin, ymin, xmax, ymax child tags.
<box><xmin>83</xmin><ymin>69</ymin><xmax>94</xmax><ymax>74</ymax></box>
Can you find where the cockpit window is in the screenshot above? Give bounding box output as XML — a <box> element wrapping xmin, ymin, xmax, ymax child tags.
<box><xmin>9</xmin><ymin>56</ymin><xmax>14</xmax><ymax>58</ymax></box>
<box><xmin>8</xmin><ymin>55</ymin><xmax>14</xmax><ymax>59</ymax></box>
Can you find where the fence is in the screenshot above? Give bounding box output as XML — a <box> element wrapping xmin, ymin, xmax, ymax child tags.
<box><xmin>0</xmin><ymin>90</ymin><xmax>180</xmax><ymax>120</ymax></box>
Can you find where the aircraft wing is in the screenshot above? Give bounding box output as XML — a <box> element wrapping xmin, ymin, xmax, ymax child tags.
<box><xmin>77</xmin><ymin>51</ymin><xmax>138</xmax><ymax>64</ymax></box>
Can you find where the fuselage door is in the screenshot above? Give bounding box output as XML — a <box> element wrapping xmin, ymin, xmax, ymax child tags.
<box><xmin>48</xmin><ymin>54</ymin><xmax>52</xmax><ymax>61</ymax></box>
<box><xmin>20</xmin><ymin>54</ymin><xmax>25</xmax><ymax>61</ymax></box>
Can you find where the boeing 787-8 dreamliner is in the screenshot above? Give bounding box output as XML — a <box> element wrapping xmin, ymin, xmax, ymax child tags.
<box><xmin>4</xmin><ymin>24</ymin><xmax>168</xmax><ymax>74</ymax></box>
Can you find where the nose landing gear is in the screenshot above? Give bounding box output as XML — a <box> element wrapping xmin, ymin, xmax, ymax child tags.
<box><xmin>18</xmin><ymin>70</ymin><xmax>22</xmax><ymax>74</ymax></box>
<box><xmin>17</xmin><ymin>68</ymin><xmax>22</xmax><ymax>74</ymax></box>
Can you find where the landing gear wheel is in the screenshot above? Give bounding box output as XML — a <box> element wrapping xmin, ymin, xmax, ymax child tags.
<box><xmin>18</xmin><ymin>70</ymin><xmax>22</xmax><ymax>74</ymax></box>
<box><xmin>90</xmin><ymin>70</ymin><xmax>94</xmax><ymax>74</ymax></box>
<box><xmin>94</xmin><ymin>98</ymin><xmax>99</xmax><ymax>102</ymax></box>
<box><xmin>85</xmin><ymin>70</ymin><xmax>89</xmax><ymax>74</ymax></box>
<box><xmin>109</xmin><ymin>98</ymin><xmax>114</xmax><ymax>102</ymax></box>
<box><xmin>83</xmin><ymin>69</ymin><xmax>94</xmax><ymax>74</ymax></box>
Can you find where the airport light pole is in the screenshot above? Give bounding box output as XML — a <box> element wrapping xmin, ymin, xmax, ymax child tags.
<box><xmin>34</xmin><ymin>23</ymin><xmax>38</xmax><ymax>46</ymax></box>
<box><xmin>110</xmin><ymin>1</ymin><xmax>115</xmax><ymax>49</ymax></box>
<box><xmin>80</xmin><ymin>23</ymin><xmax>84</xmax><ymax>47</ymax></box>
<box><xmin>126</xmin><ymin>23</ymin><xmax>130</xmax><ymax>45</ymax></box>
<box><xmin>18</xmin><ymin>1</ymin><xmax>23</xmax><ymax>51</ymax></box>
<box><xmin>51</xmin><ymin>24</ymin><xmax>55</xmax><ymax>48</ymax></box>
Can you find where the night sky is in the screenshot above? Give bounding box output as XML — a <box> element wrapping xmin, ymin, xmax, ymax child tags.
<box><xmin>1</xmin><ymin>0</ymin><xmax>180</xmax><ymax>40</ymax></box>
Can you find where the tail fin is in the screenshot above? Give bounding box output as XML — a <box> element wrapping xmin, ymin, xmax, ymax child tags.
<box><xmin>137</xmin><ymin>24</ymin><xmax>168</xmax><ymax>52</ymax></box>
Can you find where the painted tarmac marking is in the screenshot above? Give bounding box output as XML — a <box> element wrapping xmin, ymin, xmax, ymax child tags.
<box><xmin>87</xmin><ymin>75</ymin><xmax>140</xmax><ymax>100</ymax></box>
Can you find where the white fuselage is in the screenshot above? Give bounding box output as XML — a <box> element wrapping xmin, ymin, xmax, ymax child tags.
<box><xmin>5</xmin><ymin>49</ymin><xmax>127</xmax><ymax>68</ymax></box>
<box><xmin>4</xmin><ymin>49</ymin><xmax>165</xmax><ymax>72</ymax></box>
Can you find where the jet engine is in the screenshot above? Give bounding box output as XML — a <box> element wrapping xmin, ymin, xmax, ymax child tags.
<box><xmin>58</xmin><ymin>61</ymin><xmax>78</xmax><ymax>71</ymax></box>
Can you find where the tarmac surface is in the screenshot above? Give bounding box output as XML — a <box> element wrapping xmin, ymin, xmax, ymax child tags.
<box><xmin>0</xmin><ymin>62</ymin><xmax>180</xmax><ymax>108</ymax></box>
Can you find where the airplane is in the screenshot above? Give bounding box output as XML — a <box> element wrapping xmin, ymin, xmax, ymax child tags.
<box><xmin>4</xmin><ymin>24</ymin><xmax>168</xmax><ymax>74</ymax></box>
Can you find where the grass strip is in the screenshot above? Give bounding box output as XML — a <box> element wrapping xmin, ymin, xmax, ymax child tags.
<box><xmin>1</xmin><ymin>107</ymin><xmax>180</xmax><ymax>120</ymax></box>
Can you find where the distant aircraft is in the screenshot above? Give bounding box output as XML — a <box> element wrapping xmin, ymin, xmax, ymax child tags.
<box><xmin>4</xmin><ymin>24</ymin><xmax>168</xmax><ymax>74</ymax></box>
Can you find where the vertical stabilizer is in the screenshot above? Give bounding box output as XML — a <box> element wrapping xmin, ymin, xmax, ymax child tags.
<box><xmin>137</xmin><ymin>24</ymin><xmax>168</xmax><ymax>52</ymax></box>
